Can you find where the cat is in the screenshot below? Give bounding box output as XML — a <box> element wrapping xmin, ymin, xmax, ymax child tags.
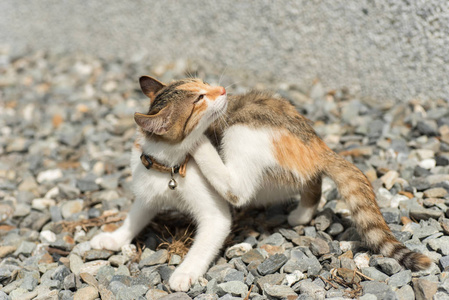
<box><xmin>91</xmin><ymin>76</ymin><xmax>431</xmax><ymax>292</ymax></box>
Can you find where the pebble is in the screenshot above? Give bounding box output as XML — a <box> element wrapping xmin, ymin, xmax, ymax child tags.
<box><xmin>263</xmin><ymin>283</ymin><xmax>297</xmax><ymax>298</ymax></box>
<box><xmin>387</xmin><ymin>270</ymin><xmax>412</xmax><ymax>288</ymax></box>
<box><xmin>61</xmin><ymin>199</ymin><xmax>84</xmax><ymax>219</ymax></box>
<box><xmin>139</xmin><ymin>249</ymin><xmax>168</xmax><ymax>268</ymax></box>
<box><xmin>361</xmin><ymin>281</ymin><xmax>397</xmax><ymax>299</ymax></box>
<box><xmin>217</xmin><ymin>281</ymin><xmax>248</xmax><ymax>297</ymax></box>
<box><xmin>78</xmin><ymin>260</ymin><xmax>110</xmax><ymax>276</ymax></box>
<box><xmin>225</xmin><ymin>243</ymin><xmax>252</xmax><ymax>259</ymax></box>
<box><xmin>412</xmin><ymin>278</ymin><xmax>438</xmax><ymax>300</ymax></box>
<box><xmin>294</xmin><ymin>280</ymin><xmax>325</xmax><ymax>299</ymax></box>
<box><xmin>257</xmin><ymin>253</ymin><xmax>288</xmax><ymax>275</ymax></box>
<box><xmin>424</xmin><ymin>187</ymin><xmax>447</xmax><ymax>198</ymax></box>
<box><xmin>73</xmin><ymin>286</ymin><xmax>98</xmax><ymax>300</ymax></box>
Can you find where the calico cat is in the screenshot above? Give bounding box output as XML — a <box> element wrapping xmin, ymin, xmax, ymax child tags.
<box><xmin>91</xmin><ymin>76</ymin><xmax>431</xmax><ymax>292</ymax></box>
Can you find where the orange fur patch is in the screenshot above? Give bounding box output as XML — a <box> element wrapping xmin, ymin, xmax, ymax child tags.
<box><xmin>177</xmin><ymin>82</ymin><xmax>224</xmax><ymax>100</ymax></box>
<box><xmin>273</xmin><ymin>131</ymin><xmax>323</xmax><ymax>177</ymax></box>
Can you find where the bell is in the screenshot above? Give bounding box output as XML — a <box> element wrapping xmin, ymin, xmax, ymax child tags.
<box><xmin>168</xmin><ymin>178</ymin><xmax>177</xmax><ymax>190</ymax></box>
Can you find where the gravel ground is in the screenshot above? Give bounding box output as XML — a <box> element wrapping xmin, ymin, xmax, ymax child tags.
<box><xmin>1</xmin><ymin>50</ymin><xmax>449</xmax><ymax>300</ymax></box>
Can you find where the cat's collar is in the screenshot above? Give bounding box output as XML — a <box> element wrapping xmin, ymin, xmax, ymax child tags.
<box><xmin>140</xmin><ymin>153</ymin><xmax>190</xmax><ymax>178</ymax></box>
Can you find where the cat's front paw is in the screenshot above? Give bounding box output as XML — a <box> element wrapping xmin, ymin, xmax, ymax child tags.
<box><xmin>169</xmin><ymin>270</ymin><xmax>198</xmax><ymax>292</ymax></box>
<box><xmin>90</xmin><ymin>232</ymin><xmax>128</xmax><ymax>251</ymax></box>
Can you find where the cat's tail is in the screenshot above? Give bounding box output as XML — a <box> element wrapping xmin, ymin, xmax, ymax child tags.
<box><xmin>322</xmin><ymin>151</ymin><xmax>431</xmax><ymax>271</ymax></box>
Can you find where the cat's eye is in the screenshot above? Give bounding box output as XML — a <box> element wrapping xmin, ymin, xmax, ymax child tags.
<box><xmin>193</xmin><ymin>94</ymin><xmax>205</xmax><ymax>104</ymax></box>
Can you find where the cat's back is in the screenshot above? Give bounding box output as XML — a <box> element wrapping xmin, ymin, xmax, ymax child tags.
<box><xmin>208</xmin><ymin>91</ymin><xmax>317</xmax><ymax>143</ymax></box>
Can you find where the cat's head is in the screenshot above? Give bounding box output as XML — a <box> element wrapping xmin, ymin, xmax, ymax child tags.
<box><xmin>135</xmin><ymin>76</ymin><xmax>227</xmax><ymax>142</ymax></box>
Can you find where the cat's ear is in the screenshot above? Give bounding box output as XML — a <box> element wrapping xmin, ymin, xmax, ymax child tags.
<box><xmin>134</xmin><ymin>106</ymin><xmax>173</xmax><ymax>135</ymax></box>
<box><xmin>139</xmin><ymin>76</ymin><xmax>166</xmax><ymax>103</ymax></box>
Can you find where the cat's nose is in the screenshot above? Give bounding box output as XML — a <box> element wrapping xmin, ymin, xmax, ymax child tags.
<box><xmin>220</xmin><ymin>87</ymin><xmax>226</xmax><ymax>95</ymax></box>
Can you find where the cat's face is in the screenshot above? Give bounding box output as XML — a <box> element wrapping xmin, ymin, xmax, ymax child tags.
<box><xmin>135</xmin><ymin>76</ymin><xmax>227</xmax><ymax>142</ymax></box>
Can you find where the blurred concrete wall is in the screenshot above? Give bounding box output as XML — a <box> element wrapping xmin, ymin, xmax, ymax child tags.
<box><xmin>2</xmin><ymin>1</ymin><xmax>448</xmax><ymax>104</ymax></box>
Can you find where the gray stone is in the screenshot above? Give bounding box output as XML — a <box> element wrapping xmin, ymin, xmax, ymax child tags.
<box><xmin>157</xmin><ymin>265</ymin><xmax>174</xmax><ymax>283</ymax></box>
<box><xmin>76</xmin><ymin>175</ymin><xmax>99</xmax><ymax>192</ymax></box>
<box><xmin>20</xmin><ymin>272</ymin><xmax>39</xmax><ymax>291</ymax></box>
<box><xmin>116</xmin><ymin>285</ymin><xmax>149</xmax><ymax>300</ymax></box>
<box><xmin>314</xmin><ymin>210</ymin><xmax>333</xmax><ymax>232</ymax></box>
<box><xmin>257</xmin><ymin>253</ymin><xmax>288</xmax><ymax>275</ymax></box>
<box><xmin>263</xmin><ymin>283</ymin><xmax>297</xmax><ymax>298</ymax></box>
<box><xmin>361</xmin><ymin>281</ymin><xmax>398</xmax><ymax>300</ymax></box>
<box><xmin>372</xmin><ymin>257</ymin><xmax>402</xmax><ymax>275</ymax></box>
<box><xmin>309</xmin><ymin>238</ymin><xmax>330</xmax><ymax>256</ymax></box>
<box><xmin>259</xmin><ymin>233</ymin><xmax>285</xmax><ymax>246</ymax></box>
<box><xmin>440</xmin><ymin>255</ymin><xmax>449</xmax><ymax>270</ymax></box>
<box><xmin>381</xmin><ymin>207</ymin><xmax>400</xmax><ymax>224</ymax></box>
<box><xmin>327</xmin><ymin>223</ymin><xmax>344</xmax><ymax>236</ymax></box>
<box><xmin>223</xmin><ymin>270</ymin><xmax>244</xmax><ymax>282</ymax></box>
<box><xmin>84</xmin><ymin>249</ymin><xmax>114</xmax><ymax>261</ymax></box>
<box><xmin>139</xmin><ymin>250</ymin><xmax>168</xmax><ymax>268</ymax></box>
<box><xmin>387</xmin><ymin>270</ymin><xmax>412</xmax><ymax>288</ymax></box>
<box><xmin>109</xmin><ymin>254</ymin><xmax>129</xmax><ymax>266</ymax></box>
<box><xmin>58</xmin><ymin>183</ymin><xmax>80</xmax><ymax>199</ymax></box>
<box><xmin>159</xmin><ymin>292</ymin><xmax>191</xmax><ymax>300</ymax></box>
<box><xmin>412</xmin><ymin>278</ymin><xmax>438</xmax><ymax>300</ymax></box>
<box><xmin>241</xmin><ymin>249</ymin><xmax>264</xmax><ymax>264</ymax></box>
<box><xmin>293</xmin><ymin>280</ymin><xmax>325</xmax><ymax>299</ymax></box>
<box><xmin>59</xmin><ymin>290</ymin><xmax>73</xmax><ymax>300</ymax></box>
<box><xmin>69</xmin><ymin>254</ymin><xmax>83</xmax><ymax>275</ymax></box>
<box><xmin>146</xmin><ymin>289</ymin><xmax>169</xmax><ymax>300</ymax></box>
<box><xmin>217</xmin><ymin>281</ymin><xmax>248</xmax><ymax>297</ymax></box>
<box><xmin>109</xmin><ymin>280</ymin><xmax>128</xmax><ymax>294</ymax></box>
<box><xmin>278</xmin><ymin>228</ymin><xmax>300</xmax><ymax>241</ymax></box>
<box><xmin>396</xmin><ymin>285</ymin><xmax>415</xmax><ymax>300</ymax></box>
<box><xmin>52</xmin><ymin>265</ymin><xmax>71</xmax><ymax>282</ymax></box>
<box><xmin>304</xmin><ymin>226</ymin><xmax>317</xmax><ymax>238</ymax></box>
<box><xmin>361</xmin><ymin>267</ymin><xmax>389</xmax><ymax>282</ymax></box>
<box><xmin>13</xmin><ymin>241</ymin><xmax>36</xmax><ymax>256</ymax></box>
<box><xmin>63</xmin><ymin>273</ymin><xmax>77</xmax><ymax>290</ymax></box>
<box><xmin>256</xmin><ymin>273</ymin><xmax>285</xmax><ymax>290</ymax></box>
<box><xmin>193</xmin><ymin>295</ymin><xmax>218</xmax><ymax>300</ymax></box>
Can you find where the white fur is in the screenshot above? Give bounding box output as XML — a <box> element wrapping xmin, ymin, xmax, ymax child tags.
<box><xmin>90</xmin><ymin>93</ymin><xmax>312</xmax><ymax>292</ymax></box>
<box><xmin>91</xmin><ymin>94</ymin><xmax>233</xmax><ymax>292</ymax></box>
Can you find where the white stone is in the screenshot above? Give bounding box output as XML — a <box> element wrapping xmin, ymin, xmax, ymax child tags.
<box><xmin>225</xmin><ymin>243</ymin><xmax>253</xmax><ymax>258</ymax></box>
<box><xmin>390</xmin><ymin>195</ymin><xmax>409</xmax><ymax>208</ymax></box>
<box><xmin>44</xmin><ymin>187</ymin><xmax>59</xmax><ymax>199</ymax></box>
<box><xmin>354</xmin><ymin>252</ymin><xmax>370</xmax><ymax>269</ymax></box>
<box><xmin>419</xmin><ymin>158</ymin><xmax>436</xmax><ymax>169</ymax></box>
<box><xmin>40</xmin><ymin>230</ymin><xmax>57</xmax><ymax>243</ymax></box>
<box><xmin>283</xmin><ymin>270</ymin><xmax>305</xmax><ymax>286</ymax></box>
<box><xmin>32</xmin><ymin>198</ymin><xmax>56</xmax><ymax>211</ymax></box>
<box><xmin>78</xmin><ymin>260</ymin><xmax>110</xmax><ymax>276</ymax></box>
<box><xmin>339</xmin><ymin>241</ymin><xmax>361</xmax><ymax>252</ymax></box>
<box><xmin>37</xmin><ymin>169</ymin><xmax>63</xmax><ymax>183</ymax></box>
<box><xmin>121</xmin><ymin>244</ymin><xmax>137</xmax><ymax>259</ymax></box>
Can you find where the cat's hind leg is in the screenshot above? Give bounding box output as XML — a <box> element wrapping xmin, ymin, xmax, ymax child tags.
<box><xmin>288</xmin><ymin>176</ymin><xmax>322</xmax><ymax>226</ymax></box>
<box><xmin>90</xmin><ymin>199</ymin><xmax>158</xmax><ymax>251</ymax></box>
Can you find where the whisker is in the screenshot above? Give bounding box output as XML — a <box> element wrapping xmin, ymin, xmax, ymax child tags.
<box><xmin>218</xmin><ymin>65</ymin><xmax>228</xmax><ymax>86</ymax></box>
<box><xmin>225</xmin><ymin>81</ymin><xmax>242</xmax><ymax>90</ymax></box>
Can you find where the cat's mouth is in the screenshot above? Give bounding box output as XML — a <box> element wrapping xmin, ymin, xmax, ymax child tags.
<box><xmin>208</xmin><ymin>95</ymin><xmax>228</xmax><ymax>121</ymax></box>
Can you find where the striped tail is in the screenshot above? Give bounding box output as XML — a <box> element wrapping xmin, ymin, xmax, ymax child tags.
<box><xmin>323</xmin><ymin>151</ymin><xmax>431</xmax><ymax>271</ymax></box>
